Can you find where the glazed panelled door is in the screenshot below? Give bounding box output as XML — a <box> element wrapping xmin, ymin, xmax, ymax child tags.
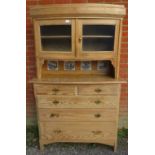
<box><xmin>76</xmin><ymin>19</ymin><xmax>120</xmax><ymax>59</ymax></box>
<box><xmin>35</xmin><ymin>19</ymin><xmax>75</xmax><ymax>59</ymax></box>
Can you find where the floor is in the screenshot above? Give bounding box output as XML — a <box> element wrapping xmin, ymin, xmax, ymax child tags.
<box><xmin>26</xmin><ymin>138</ymin><xmax>128</xmax><ymax>155</ymax></box>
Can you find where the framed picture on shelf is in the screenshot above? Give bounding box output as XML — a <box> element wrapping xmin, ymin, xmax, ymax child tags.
<box><xmin>47</xmin><ymin>61</ymin><xmax>58</xmax><ymax>71</ymax></box>
<box><xmin>81</xmin><ymin>61</ymin><xmax>92</xmax><ymax>71</ymax></box>
<box><xmin>64</xmin><ymin>61</ymin><xmax>75</xmax><ymax>71</ymax></box>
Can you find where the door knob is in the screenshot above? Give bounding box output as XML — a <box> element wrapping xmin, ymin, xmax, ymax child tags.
<box><xmin>78</xmin><ymin>37</ymin><xmax>82</xmax><ymax>42</ymax></box>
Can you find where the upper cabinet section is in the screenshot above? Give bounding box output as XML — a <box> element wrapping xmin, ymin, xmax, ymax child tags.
<box><xmin>34</xmin><ymin>19</ymin><xmax>119</xmax><ymax>60</ymax></box>
<box><xmin>30</xmin><ymin>3</ymin><xmax>126</xmax><ymax>60</ymax></box>
<box><xmin>30</xmin><ymin>3</ymin><xmax>126</xmax><ymax>79</ymax></box>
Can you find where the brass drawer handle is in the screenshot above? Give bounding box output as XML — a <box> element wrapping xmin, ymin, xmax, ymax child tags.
<box><xmin>94</xmin><ymin>113</ymin><xmax>101</xmax><ymax>118</ymax></box>
<box><xmin>92</xmin><ymin>131</ymin><xmax>102</xmax><ymax>135</ymax></box>
<box><xmin>53</xmin><ymin>130</ymin><xmax>62</xmax><ymax>134</ymax></box>
<box><xmin>52</xmin><ymin>88</ymin><xmax>60</xmax><ymax>92</ymax></box>
<box><xmin>94</xmin><ymin>88</ymin><xmax>102</xmax><ymax>93</ymax></box>
<box><xmin>94</xmin><ymin>100</ymin><xmax>101</xmax><ymax>104</ymax></box>
<box><xmin>52</xmin><ymin>100</ymin><xmax>59</xmax><ymax>105</ymax></box>
<box><xmin>50</xmin><ymin>113</ymin><xmax>59</xmax><ymax>117</ymax></box>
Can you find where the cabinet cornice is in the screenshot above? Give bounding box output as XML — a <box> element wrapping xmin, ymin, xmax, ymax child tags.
<box><xmin>30</xmin><ymin>3</ymin><xmax>126</xmax><ymax>18</ymax></box>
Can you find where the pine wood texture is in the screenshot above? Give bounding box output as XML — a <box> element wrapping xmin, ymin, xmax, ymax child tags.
<box><xmin>78</xmin><ymin>84</ymin><xmax>119</xmax><ymax>95</ymax></box>
<box><xmin>30</xmin><ymin>3</ymin><xmax>126</xmax><ymax>18</ymax></box>
<box><xmin>39</xmin><ymin>108</ymin><xmax>117</xmax><ymax>122</ymax></box>
<box><xmin>31</xmin><ymin>76</ymin><xmax>126</xmax><ymax>84</ymax></box>
<box><xmin>33</xmin><ymin>83</ymin><xmax>121</xmax><ymax>151</ymax></box>
<box><xmin>37</xmin><ymin>95</ymin><xmax>118</xmax><ymax>109</ymax></box>
<box><xmin>40</xmin><ymin>122</ymin><xmax>116</xmax><ymax>146</ymax></box>
<box><xmin>35</xmin><ymin>85</ymin><xmax>75</xmax><ymax>95</ymax></box>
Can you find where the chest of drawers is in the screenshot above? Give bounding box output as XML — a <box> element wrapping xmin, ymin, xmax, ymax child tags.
<box><xmin>33</xmin><ymin>81</ymin><xmax>121</xmax><ymax>151</ymax></box>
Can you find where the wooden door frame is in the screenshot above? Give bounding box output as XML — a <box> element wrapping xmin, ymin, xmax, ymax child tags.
<box><xmin>34</xmin><ymin>19</ymin><xmax>76</xmax><ymax>59</ymax></box>
<box><xmin>76</xmin><ymin>19</ymin><xmax>120</xmax><ymax>60</ymax></box>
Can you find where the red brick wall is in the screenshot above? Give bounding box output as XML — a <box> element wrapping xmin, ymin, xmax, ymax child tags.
<box><xmin>26</xmin><ymin>0</ymin><xmax>128</xmax><ymax>128</ymax></box>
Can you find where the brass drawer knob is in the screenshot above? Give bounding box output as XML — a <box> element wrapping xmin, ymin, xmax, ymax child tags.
<box><xmin>52</xmin><ymin>88</ymin><xmax>60</xmax><ymax>92</ymax></box>
<box><xmin>94</xmin><ymin>113</ymin><xmax>101</xmax><ymax>118</ymax></box>
<box><xmin>94</xmin><ymin>88</ymin><xmax>102</xmax><ymax>93</ymax></box>
<box><xmin>53</xmin><ymin>100</ymin><xmax>59</xmax><ymax>105</ymax></box>
<box><xmin>94</xmin><ymin>100</ymin><xmax>101</xmax><ymax>104</ymax></box>
<box><xmin>53</xmin><ymin>130</ymin><xmax>62</xmax><ymax>134</ymax></box>
<box><xmin>50</xmin><ymin>113</ymin><xmax>59</xmax><ymax>117</ymax></box>
<box><xmin>92</xmin><ymin>131</ymin><xmax>102</xmax><ymax>135</ymax></box>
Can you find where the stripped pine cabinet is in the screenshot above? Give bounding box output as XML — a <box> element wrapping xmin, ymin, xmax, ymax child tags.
<box><xmin>30</xmin><ymin>3</ymin><xmax>126</xmax><ymax>152</ymax></box>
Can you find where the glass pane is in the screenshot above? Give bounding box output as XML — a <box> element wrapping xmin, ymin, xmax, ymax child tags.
<box><xmin>41</xmin><ymin>38</ymin><xmax>71</xmax><ymax>51</ymax></box>
<box><xmin>40</xmin><ymin>25</ymin><xmax>71</xmax><ymax>52</ymax></box>
<box><xmin>83</xmin><ymin>38</ymin><xmax>114</xmax><ymax>51</ymax></box>
<box><xmin>82</xmin><ymin>25</ymin><xmax>115</xmax><ymax>51</ymax></box>
<box><xmin>83</xmin><ymin>25</ymin><xmax>115</xmax><ymax>36</ymax></box>
<box><xmin>40</xmin><ymin>25</ymin><xmax>71</xmax><ymax>36</ymax></box>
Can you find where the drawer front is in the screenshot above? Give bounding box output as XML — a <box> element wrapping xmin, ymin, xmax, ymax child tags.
<box><xmin>37</xmin><ymin>95</ymin><xmax>118</xmax><ymax>109</ymax></box>
<box><xmin>34</xmin><ymin>85</ymin><xmax>75</xmax><ymax>95</ymax></box>
<box><xmin>39</xmin><ymin>109</ymin><xmax>116</xmax><ymax>122</ymax></box>
<box><xmin>78</xmin><ymin>84</ymin><xmax>119</xmax><ymax>95</ymax></box>
<box><xmin>40</xmin><ymin>122</ymin><xmax>116</xmax><ymax>145</ymax></box>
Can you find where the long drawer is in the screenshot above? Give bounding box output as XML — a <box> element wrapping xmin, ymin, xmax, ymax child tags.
<box><xmin>39</xmin><ymin>108</ymin><xmax>117</xmax><ymax>122</ymax></box>
<box><xmin>40</xmin><ymin>122</ymin><xmax>116</xmax><ymax>146</ymax></box>
<box><xmin>37</xmin><ymin>95</ymin><xmax>118</xmax><ymax>109</ymax></box>
<box><xmin>78</xmin><ymin>84</ymin><xmax>119</xmax><ymax>95</ymax></box>
<box><xmin>34</xmin><ymin>84</ymin><xmax>75</xmax><ymax>95</ymax></box>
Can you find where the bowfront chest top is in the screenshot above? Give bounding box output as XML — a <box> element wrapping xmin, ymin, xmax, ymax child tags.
<box><xmin>30</xmin><ymin>3</ymin><xmax>126</xmax><ymax>151</ymax></box>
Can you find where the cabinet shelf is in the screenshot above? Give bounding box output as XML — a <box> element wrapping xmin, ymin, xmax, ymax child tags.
<box><xmin>41</xmin><ymin>35</ymin><xmax>71</xmax><ymax>39</ymax></box>
<box><xmin>41</xmin><ymin>35</ymin><xmax>113</xmax><ymax>39</ymax></box>
<box><xmin>83</xmin><ymin>35</ymin><xmax>113</xmax><ymax>38</ymax></box>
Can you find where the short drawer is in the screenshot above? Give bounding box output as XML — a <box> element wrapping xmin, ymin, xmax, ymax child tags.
<box><xmin>38</xmin><ymin>108</ymin><xmax>117</xmax><ymax>122</ymax></box>
<box><xmin>40</xmin><ymin>122</ymin><xmax>116</xmax><ymax>146</ymax></box>
<box><xmin>78</xmin><ymin>84</ymin><xmax>119</xmax><ymax>95</ymax></box>
<box><xmin>34</xmin><ymin>84</ymin><xmax>75</xmax><ymax>95</ymax></box>
<box><xmin>37</xmin><ymin>95</ymin><xmax>118</xmax><ymax>109</ymax></box>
